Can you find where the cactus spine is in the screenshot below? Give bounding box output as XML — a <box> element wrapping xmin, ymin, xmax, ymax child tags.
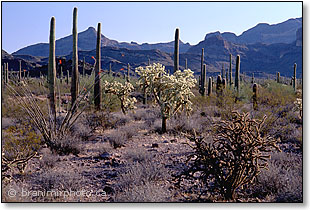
<box><xmin>174</xmin><ymin>28</ymin><xmax>179</xmax><ymax>73</ymax></box>
<box><xmin>229</xmin><ymin>54</ymin><xmax>232</xmax><ymax>86</ymax></box>
<box><xmin>253</xmin><ymin>83</ymin><xmax>258</xmax><ymax>110</ymax></box>
<box><xmin>277</xmin><ymin>72</ymin><xmax>280</xmax><ymax>83</ymax></box>
<box><xmin>199</xmin><ymin>64</ymin><xmax>206</xmax><ymax>96</ymax></box>
<box><xmin>235</xmin><ymin>55</ymin><xmax>240</xmax><ymax>94</ymax></box>
<box><xmin>293</xmin><ymin>63</ymin><xmax>297</xmax><ymax>92</ymax></box>
<box><xmin>208</xmin><ymin>77</ymin><xmax>212</xmax><ymax>96</ymax></box>
<box><xmin>19</xmin><ymin>60</ymin><xmax>22</xmax><ymax>82</ymax></box>
<box><xmin>94</xmin><ymin>22</ymin><xmax>101</xmax><ymax>110</ymax></box>
<box><xmin>48</xmin><ymin>17</ymin><xmax>57</xmax><ymax>121</ymax></box>
<box><xmin>71</xmin><ymin>7</ymin><xmax>79</xmax><ymax>107</ymax></box>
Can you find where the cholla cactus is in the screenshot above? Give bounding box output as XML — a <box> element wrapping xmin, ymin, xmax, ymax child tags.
<box><xmin>136</xmin><ymin>63</ymin><xmax>196</xmax><ymax>133</ymax></box>
<box><xmin>102</xmin><ymin>81</ymin><xmax>137</xmax><ymax>114</ymax></box>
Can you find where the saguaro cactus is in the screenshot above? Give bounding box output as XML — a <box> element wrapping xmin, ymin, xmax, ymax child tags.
<box><xmin>201</xmin><ymin>48</ymin><xmax>204</xmax><ymax>84</ymax></box>
<box><xmin>293</xmin><ymin>63</ymin><xmax>297</xmax><ymax>92</ymax></box>
<box><xmin>229</xmin><ymin>54</ymin><xmax>232</xmax><ymax>86</ymax></box>
<box><xmin>251</xmin><ymin>73</ymin><xmax>254</xmax><ymax>84</ymax></box>
<box><xmin>208</xmin><ymin>77</ymin><xmax>212</xmax><ymax>96</ymax></box>
<box><xmin>222</xmin><ymin>78</ymin><xmax>226</xmax><ymax>90</ymax></box>
<box><xmin>277</xmin><ymin>72</ymin><xmax>280</xmax><ymax>83</ymax></box>
<box><xmin>83</xmin><ymin>57</ymin><xmax>85</xmax><ymax>77</ymax></box>
<box><xmin>19</xmin><ymin>60</ymin><xmax>22</xmax><ymax>82</ymax></box>
<box><xmin>253</xmin><ymin>83</ymin><xmax>258</xmax><ymax>110</ymax></box>
<box><xmin>48</xmin><ymin>17</ymin><xmax>57</xmax><ymax>121</ymax></box>
<box><xmin>6</xmin><ymin>63</ymin><xmax>9</xmax><ymax>83</ymax></box>
<box><xmin>127</xmin><ymin>63</ymin><xmax>130</xmax><ymax>82</ymax></box>
<box><xmin>235</xmin><ymin>55</ymin><xmax>240</xmax><ymax>94</ymax></box>
<box><xmin>216</xmin><ymin>75</ymin><xmax>223</xmax><ymax>96</ymax></box>
<box><xmin>94</xmin><ymin>22</ymin><xmax>101</xmax><ymax>110</ymax></box>
<box><xmin>199</xmin><ymin>64</ymin><xmax>206</xmax><ymax>96</ymax></box>
<box><xmin>66</xmin><ymin>70</ymin><xmax>69</xmax><ymax>85</ymax></box>
<box><xmin>71</xmin><ymin>7</ymin><xmax>79</xmax><ymax>107</ymax></box>
<box><xmin>109</xmin><ymin>63</ymin><xmax>112</xmax><ymax>75</ymax></box>
<box><xmin>174</xmin><ymin>28</ymin><xmax>179</xmax><ymax>73</ymax></box>
<box><xmin>221</xmin><ymin>64</ymin><xmax>224</xmax><ymax>78</ymax></box>
<box><xmin>185</xmin><ymin>58</ymin><xmax>188</xmax><ymax>69</ymax></box>
<box><xmin>3</xmin><ymin>63</ymin><xmax>7</xmax><ymax>84</ymax></box>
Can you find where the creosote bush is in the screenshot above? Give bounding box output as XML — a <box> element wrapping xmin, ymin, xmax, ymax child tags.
<box><xmin>179</xmin><ymin>111</ymin><xmax>281</xmax><ymax>201</ymax></box>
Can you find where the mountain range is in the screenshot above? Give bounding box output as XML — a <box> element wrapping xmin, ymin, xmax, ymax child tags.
<box><xmin>2</xmin><ymin>17</ymin><xmax>302</xmax><ymax>78</ymax></box>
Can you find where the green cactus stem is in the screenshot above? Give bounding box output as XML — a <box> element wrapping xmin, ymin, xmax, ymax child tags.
<box><xmin>127</xmin><ymin>63</ymin><xmax>130</xmax><ymax>82</ymax></box>
<box><xmin>216</xmin><ymin>75</ymin><xmax>223</xmax><ymax>96</ymax></box>
<box><xmin>208</xmin><ymin>77</ymin><xmax>212</xmax><ymax>96</ymax></box>
<box><xmin>201</xmin><ymin>48</ymin><xmax>204</xmax><ymax>85</ymax></box>
<box><xmin>199</xmin><ymin>64</ymin><xmax>206</xmax><ymax>96</ymax></box>
<box><xmin>221</xmin><ymin>64</ymin><xmax>224</xmax><ymax>78</ymax></box>
<box><xmin>293</xmin><ymin>63</ymin><xmax>297</xmax><ymax>92</ymax></box>
<box><xmin>235</xmin><ymin>55</ymin><xmax>240</xmax><ymax>94</ymax></box>
<box><xmin>60</xmin><ymin>66</ymin><xmax>63</xmax><ymax>84</ymax></box>
<box><xmin>83</xmin><ymin>57</ymin><xmax>85</xmax><ymax>77</ymax></box>
<box><xmin>19</xmin><ymin>60</ymin><xmax>22</xmax><ymax>82</ymax></box>
<box><xmin>222</xmin><ymin>78</ymin><xmax>226</xmax><ymax>90</ymax></box>
<box><xmin>48</xmin><ymin>16</ymin><xmax>57</xmax><ymax>121</ymax></box>
<box><xmin>148</xmin><ymin>58</ymin><xmax>150</xmax><ymax>66</ymax></box>
<box><xmin>253</xmin><ymin>83</ymin><xmax>258</xmax><ymax>110</ymax></box>
<box><xmin>109</xmin><ymin>63</ymin><xmax>112</xmax><ymax>75</ymax></box>
<box><xmin>229</xmin><ymin>54</ymin><xmax>232</xmax><ymax>86</ymax></box>
<box><xmin>251</xmin><ymin>73</ymin><xmax>254</xmax><ymax>84</ymax></box>
<box><xmin>94</xmin><ymin>22</ymin><xmax>101</xmax><ymax>110</ymax></box>
<box><xmin>277</xmin><ymin>72</ymin><xmax>280</xmax><ymax>83</ymax></box>
<box><xmin>6</xmin><ymin>62</ymin><xmax>9</xmax><ymax>83</ymax></box>
<box><xmin>66</xmin><ymin>70</ymin><xmax>69</xmax><ymax>85</ymax></box>
<box><xmin>174</xmin><ymin>28</ymin><xmax>179</xmax><ymax>73</ymax></box>
<box><xmin>71</xmin><ymin>7</ymin><xmax>79</xmax><ymax>107</ymax></box>
<box><xmin>185</xmin><ymin>58</ymin><xmax>188</xmax><ymax>69</ymax></box>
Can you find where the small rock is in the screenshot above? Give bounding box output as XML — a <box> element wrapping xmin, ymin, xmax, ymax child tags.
<box><xmin>99</xmin><ymin>152</ymin><xmax>110</xmax><ymax>160</ymax></box>
<box><xmin>103</xmin><ymin>186</ymin><xmax>114</xmax><ymax>194</ymax></box>
<box><xmin>152</xmin><ymin>143</ymin><xmax>159</xmax><ymax>148</ymax></box>
<box><xmin>170</xmin><ymin>139</ymin><xmax>177</xmax><ymax>143</ymax></box>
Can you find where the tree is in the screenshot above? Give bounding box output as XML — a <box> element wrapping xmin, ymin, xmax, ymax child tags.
<box><xmin>136</xmin><ymin>63</ymin><xmax>196</xmax><ymax>133</ymax></box>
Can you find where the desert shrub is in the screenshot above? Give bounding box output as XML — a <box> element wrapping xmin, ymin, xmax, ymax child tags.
<box><xmin>38</xmin><ymin>148</ymin><xmax>58</xmax><ymax>169</ymax></box>
<box><xmin>124</xmin><ymin>148</ymin><xmax>153</xmax><ymax>163</ymax></box>
<box><xmin>249</xmin><ymin>152</ymin><xmax>302</xmax><ymax>202</ymax></box>
<box><xmin>1</xmin><ymin>117</ymin><xmax>16</xmax><ymax>129</ymax></box>
<box><xmin>2</xmin><ymin>123</ymin><xmax>42</xmax><ymax>175</ymax></box>
<box><xmin>178</xmin><ymin>112</ymin><xmax>281</xmax><ymax>201</ymax></box>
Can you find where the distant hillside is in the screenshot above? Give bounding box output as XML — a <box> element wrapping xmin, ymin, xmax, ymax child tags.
<box><xmin>204</xmin><ymin>17</ymin><xmax>302</xmax><ymax>45</ymax></box>
<box><xmin>13</xmin><ymin>27</ymin><xmax>191</xmax><ymax>57</ymax></box>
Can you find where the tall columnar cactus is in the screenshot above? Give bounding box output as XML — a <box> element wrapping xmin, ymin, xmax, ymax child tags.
<box><xmin>201</xmin><ymin>48</ymin><xmax>204</xmax><ymax>84</ymax></box>
<box><xmin>221</xmin><ymin>64</ymin><xmax>224</xmax><ymax>78</ymax></box>
<box><xmin>216</xmin><ymin>75</ymin><xmax>223</xmax><ymax>96</ymax></box>
<box><xmin>253</xmin><ymin>83</ymin><xmax>258</xmax><ymax>110</ymax></box>
<box><xmin>185</xmin><ymin>58</ymin><xmax>188</xmax><ymax>69</ymax></box>
<box><xmin>94</xmin><ymin>22</ymin><xmax>101</xmax><ymax>110</ymax></box>
<box><xmin>148</xmin><ymin>58</ymin><xmax>150</xmax><ymax>66</ymax></box>
<box><xmin>60</xmin><ymin>66</ymin><xmax>63</xmax><ymax>84</ymax></box>
<box><xmin>66</xmin><ymin>70</ymin><xmax>69</xmax><ymax>85</ymax></box>
<box><xmin>235</xmin><ymin>55</ymin><xmax>240</xmax><ymax>94</ymax></box>
<box><xmin>293</xmin><ymin>63</ymin><xmax>297</xmax><ymax>92</ymax></box>
<box><xmin>48</xmin><ymin>17</ymin><xmax>57</xmax><ymax>121</ymax></box>
<box><xmin>174</xmin><ymin>28</ymin><xmax>179</xmax><ymax>74</ymax></box>
<box><xmin>19</xmin><ymin>60</ymin><xmax>22</xmax><ymax>82</ymax></box>
<box><xmin>277</xmin><ymin>72</ymin><xmax>280</xmax><ymax>83</ymax></box>
<box><xmin>83</xmin><ymin>57</ymin><xmax>85</xmax><ymax>77</ymax></box>
<box><xmin>208</xmin><ymin>77</ymin><xmax>212</xmax><ymax>96</ymax></box>
<box><xmin>6</xmin><ymin>63</ymin><xmax>9</xmax><ymax>83</ymax></box>
<box><xmin>71</xmin><ymin>7</ymin><xmax>79</xmax><ymax>107</ymax></box>
<box><xmin>127</xmin><ymin>63</ymin><xmax>130</xmax><ymax>82</ymax></box>
<box><xmin>251</xmin><ymin>73</ymin><xmax>254</xmax><ymax>84</ymax></box>
<box><xmin>229</xmin><ymin>54</ymin><xmax>232</xmax><ymax>86</ymax></box>
<box><xmin>222</xmin><ymin>78</ymin><xmax>226</xmax><ymax>90</ymax></box>
<box><xmin>3</xmin><ymin>63</ymin><xmax>6</xmax><ymax>84</ymax></box>
<box><xmin>199</xmin><ymin>64</ymin><xmax>206</xmax><ymax>96</ymax></box>
<box><xmin>225</xmin><ymin>68</ymin><xmax>228</xmax><ymax>84</ymax></box>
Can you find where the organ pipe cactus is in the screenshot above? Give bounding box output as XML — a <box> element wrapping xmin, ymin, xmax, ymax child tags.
<box><xmin>109</xmin><ymin>63</ymin><xmax>112</xmax><ymax>75</ymax></box>
<box><xmin>66</xmin><ymin>70</ymin><xmax>69</xmax><ymax>85</ymax></box>
<box><xmin>83</xmin><ymin>57</ymin><xmax>85</xmax><ymax>77</ymax></box>
<box><xmin>277</xmin><ymin>72</ymin><xmax>280</xmax><ymax>83</ymax></box>
<box><xmin>216</xmin><ymin>75</ymin><xmax>223</xmax><ymax>96</ymax></box>
<box><xmin>6</xmin><ymin>63</ymin><xmax>9</xmax><ymax>83</ymax></box>
<box><xmin>185</xmin><ymin>58</ymin><xmax>188</xmax><ymax>69</ymax></box>
<box><xmin>253</xmin><ymin>83</ymin><xmax>258</xmax><ymax>110</ymax></box>
<box><xmin>251</xmin><ymin>73</ymin><xmax>254</xmax><ymax>84</ymax></box>
<box><xmin>71</xmin><ymin>7</ymin><xmax>79</xmax><ymax>107</ymax></box>
<box><xmin>48</xmin><ymin>17</ymin><xmax>57</xmax><ymax>122</ymax></box>
<box><xmin>293</xmin><ymin>63</ymin><xmax>297</xmax><ymax>92</ymax></box>
<box><xmin>235</xmin><ymin>55</ymin><xmax>240</xmax><ymax>94</ymax></box>
<box><xmin>174</xmin><ymin>28</ymin><xmax>179</xmax><ymax>73</ymax></box>
<box><xmin>94</xmin><ymin>22</ymin><xmax>101</xmax><ymax>110</ymax></box>
<box><xmin>222</xmin><ymin>78</ymin><xmax>226</xmax><ymax>90</ymax></box>
<box><xmin>201</xmin><ymin>48</ymin><xmax>204</xmax><ymax>85</ymax></box>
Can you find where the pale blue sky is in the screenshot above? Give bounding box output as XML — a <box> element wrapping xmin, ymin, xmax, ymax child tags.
<box><xmin>1</xmin><ymin>1</ymin><xmax>302</xmax><ymax>54</ymax></box>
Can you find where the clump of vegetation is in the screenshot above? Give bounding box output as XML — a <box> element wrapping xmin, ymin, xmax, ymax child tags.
<box><xmin>179</xmin><ymin>112</ymin><xmax>281</xmax><ymax>201</ymax></box>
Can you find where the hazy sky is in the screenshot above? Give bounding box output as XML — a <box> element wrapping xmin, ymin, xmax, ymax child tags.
<box><xmin>1</xmin><ymin>1</ymin><xmax>302</xmax><ymax>54</ymax></box>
